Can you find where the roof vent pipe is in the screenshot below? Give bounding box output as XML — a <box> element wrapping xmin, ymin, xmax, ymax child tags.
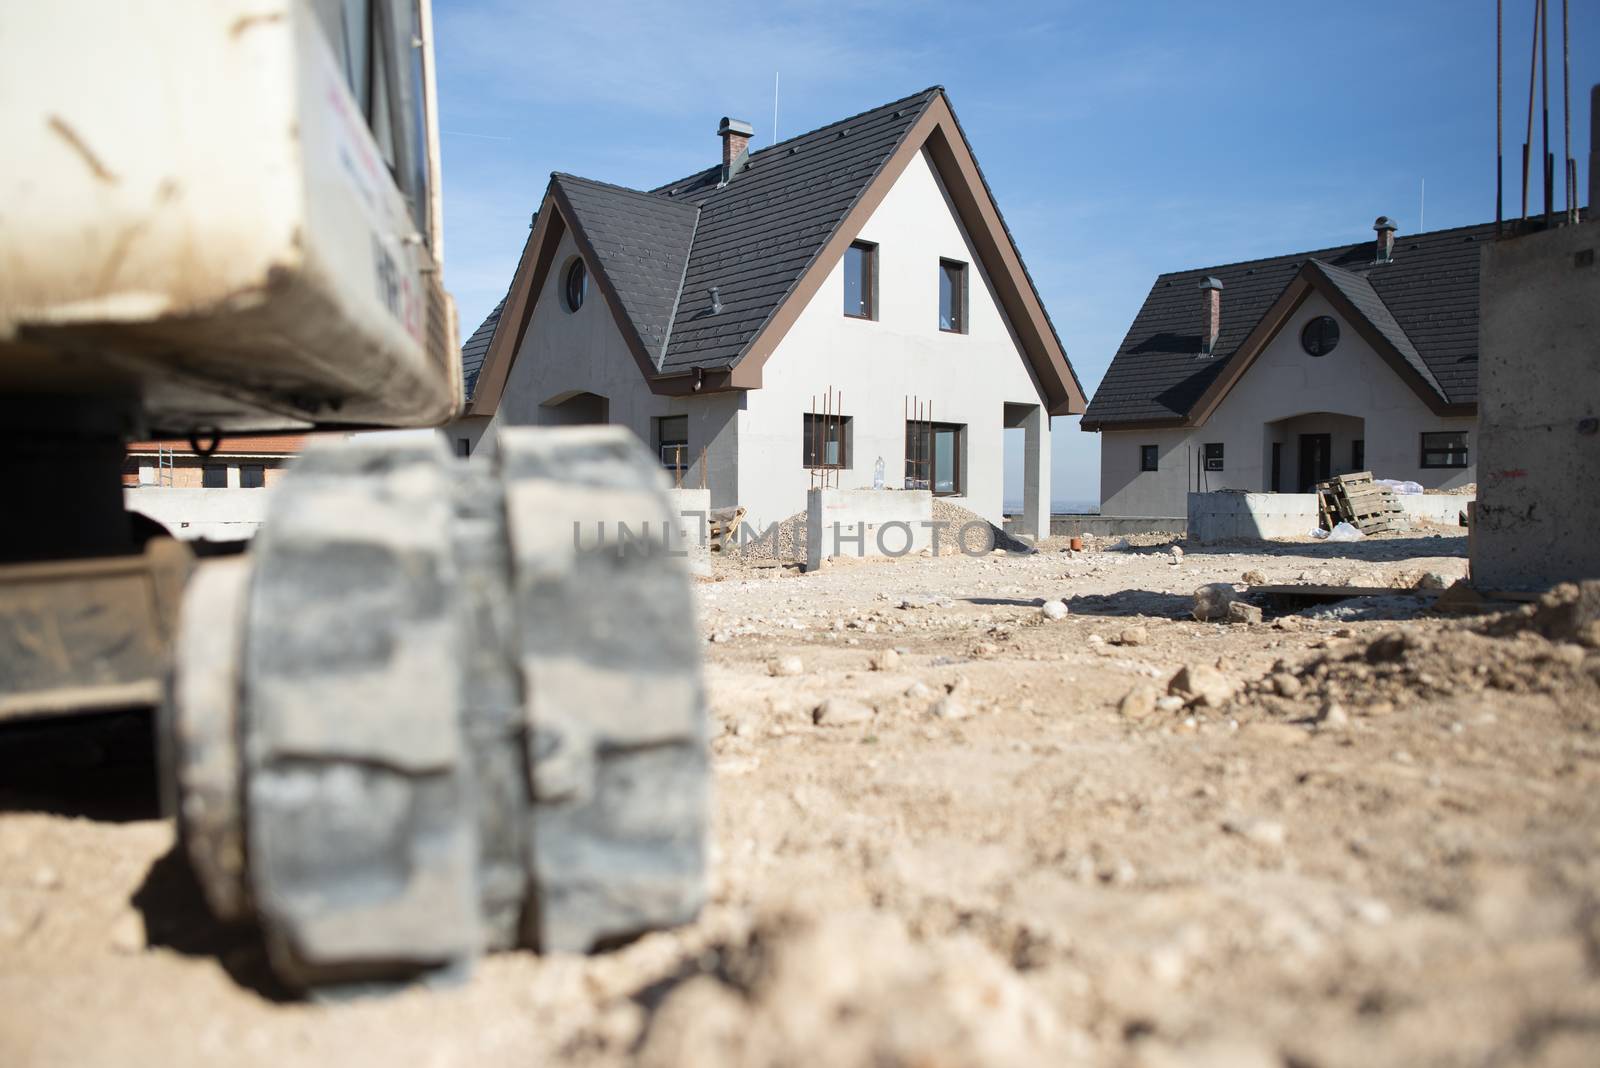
<box><xmin>718</xmin><ymin>117</ymin><xmax>754</xmax><ymax>185</ymax></box>
<box><xmin>1589</xmin><ymin>83</ymin><xmax>1598</xmax><ymax>216</ymax></box>
<box><xmin>1198</xmin><ymin>276</ymin><xmax>1223</xmax><ymax>355</ymax></box>
<box><xmin>1374</xmin><ymin>216</ymin><xmax>1398</xmax><ymax>263</ymax></box>
<box><xmin>708</xmin><ymin>286</ymin><xmax>723</xmax><ymax>314</ymax></box>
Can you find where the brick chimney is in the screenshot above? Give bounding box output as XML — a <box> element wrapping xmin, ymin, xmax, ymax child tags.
<box><xmin>1198</xmin><ymin>276</ymin><xmax>1223</xmax><ymax>355</ymax></box>
<box><xmin>1373</xmin><ymin>215</ymin><xmax>1397</xmax><ymax>263</ymax></box>
<box><xmin>718</xmin><ymin>117</ymin><xmax>753</xmax><ymax>185</ymax></box>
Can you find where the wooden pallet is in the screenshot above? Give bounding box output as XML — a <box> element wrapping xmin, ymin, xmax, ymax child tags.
<box><xmin>1315</xmin><ymin>471</ymin><xmax>1405</xmax><ymax>533</ymax></box>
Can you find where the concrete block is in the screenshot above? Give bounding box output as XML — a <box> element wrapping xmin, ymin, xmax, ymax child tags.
<box><xmin>805</xmin><ymin>489</ymin><xmax>933</xmax><ymax>572</ymax></box>
<box><xmin>665</xmin><ymin>487</ymin><xmax>712</xmax><ymax>578</ymax></box>
<box><xmin>1474</xmin><ymin>219</ymin><xmax>1600</xmax><ymax>589</ymax></box>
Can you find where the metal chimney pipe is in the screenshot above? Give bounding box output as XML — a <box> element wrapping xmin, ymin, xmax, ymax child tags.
<box><xmin>1590</xmin><ymin>84</ymin><xmax>1599</xmax><ymax>215</ymax></box>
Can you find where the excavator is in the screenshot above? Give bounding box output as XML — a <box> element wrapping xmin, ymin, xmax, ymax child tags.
<box><xmin>0</xmin><ymin>0</ymin><xmax>707</xmax><ymax>993</ymax></box>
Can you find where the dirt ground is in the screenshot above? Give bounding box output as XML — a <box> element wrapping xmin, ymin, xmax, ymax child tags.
<box><xmin>4</xmin><ymin>525</ymin><xmax>1600</xmax><ymax>1067</ymax></box>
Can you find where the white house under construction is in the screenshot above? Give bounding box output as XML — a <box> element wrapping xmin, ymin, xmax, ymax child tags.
<box><xmin>450</xmin><ymin>87</ymin><xmax>1084</xmax><ymax>536</ymax></box>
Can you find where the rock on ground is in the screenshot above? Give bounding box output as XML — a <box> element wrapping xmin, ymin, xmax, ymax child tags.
<box><xmin>768</xmin><ymin>655</ymin><xmax>805</xmax><ymax>677</ymax></box>
<box><xmin>813</xmin><ymin>698</ymin><xmax>874</xmax><ymax>727</ymax></box>
<box><xmin>1169</xmin><ymin>664</ymin><xmax>1235</xmax><ymax>708</ymax></box>
<box><xmin>1192</xmin><ymin>583</ymin><xmax>1238</xmax><ymax>622</ymax></box>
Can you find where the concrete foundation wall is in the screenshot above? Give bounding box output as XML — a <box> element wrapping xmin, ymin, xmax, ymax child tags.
<box><xmin>1188</xmin><ymin>492</ymin><xmax>1320</xmax><ymax>544</ymax></box>
<box><xmin>1473</xmin><ymin>219</ymin><xmax>1600</xmax><ymax>589</ymax></box>
<box><xmin>125</xmin><ymin>487</ymin><xmax>272</xmax><ymax>541</ymax></box>
<box><xmin>1399</xmin><ymin>495</ymin><xmax>1472</xmax><ymax>525</ymax></box>
<box><xmin>664</xmin><ymin>486</ymin><xmax>711</xmax><ymax>578</ymax></box>
<box><xmin>1048</xmin><ymin>514</ymin><xmax>1187</xmax><ymax>538</ymax></box>
<box><xmin>805</xmin><ymin>488</ymin><xmax>933</xmax><ymax>571</ymax></box>
<box><xmin>1188</xmin><ymin>489</ymin><xmax>1475</xmax><ymax>544</ymax></box>
<box><xmin>1099</xmin><ymin>289</ymin><xmax>1477</xmax><ymax>515</ymax></box>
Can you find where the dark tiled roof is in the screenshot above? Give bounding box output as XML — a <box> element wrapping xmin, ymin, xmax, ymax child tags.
<box><xmin>554</xmin><ymin>173</ymin><xmax>700</xmax><ymax>365</ymax></box>
<box><xmin>460</xmin><ymin>297</ymin><xmax>504</xmax><ymax>402</ymax></box>
<box><xmin>652</xmin><ymin>88</ymin><xmax>940</xmax><ymax>372</ymax></box>
<box><xmin>461</xmin><ymin>88</ymin><xmax>943</xmax><ymax>388</ymax></box>
<box><xmin>1084</xmin><ymin>220</ymin><xmax>1501</xmax><ymax>427</ymax></box>
<box><xmin>1308</xmin><ymin>260</ymin><xmax>1444</xmax><ymax>396</ymax></box>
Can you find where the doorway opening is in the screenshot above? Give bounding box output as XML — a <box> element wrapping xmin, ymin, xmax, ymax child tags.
<box><xmin>539</xmin><ymin>390</ymin><xmax>610</xmax><ymax>426</ymax></box>
<box><xmin>1264</xmin><ymin>412</ymin><xmax>1365</xmax><ymax>493</ymax></box>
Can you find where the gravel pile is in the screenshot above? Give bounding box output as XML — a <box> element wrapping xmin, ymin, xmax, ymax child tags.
<box><xmin>725</xmin><ymin>512</ymin><xmax>807</xmax><ymax>564</ymax></box>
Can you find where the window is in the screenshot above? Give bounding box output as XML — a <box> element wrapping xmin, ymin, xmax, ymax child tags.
<box><xmin>905</xmin><ymin>421</ymin><xmax>963</xmax><ymax>495</ymax></box>
<box><xmin>240</xmin><ymin>465</ymin><xmax>266</xmax><ymax>489</ymax></box>
<box><xmin>939</xmin><ymin>259</ymin><xmax>966</xmax><ymax>332</ymax></box>
<box><xmin>1420</xmin><ymin>431</ymin><xmax>1469</xmax><ymax>468</ymax></box>
<box><xmin>313</xmin><ymin>0</ymin><xmax>433</xmax><ymax>240</ymax></box>
<box><xmin>1301</xmin><ymin>315</ymin><xmax>1340</xmax><ymax>357</ymax></box>
<box><xmin>563</xmin><ymin>258</ymin><xmax>587</xmax><ymax>311</ymax></box>
<box><xmin>656</xmin><ymin>415</ymin><xmax>689</xmax><ymax>474</ymax></box>
<box><xmin>1203</xmin><ymin>443</ymin><xmax>1224</xmax><ymax>471</ymax></box>
<box><xmin>843</xmin><ymin>241</ymin><xmax>875</xmax><ymax>319</ymax></box>
<box><xmin>1352</xmin><ymin>439</ymin><xmax>1365</xmax><ymax>470</ymax></box>
<box><xmin>1140</xmin><ymin>445</ymin><xmax>1159</xmax><ymax>472</ymax></box>
<box><xmin>202</xmin><ymin>465</ymin><xmax>228</xmax><ymax>489</ymax></box>
<box><xmin>457</xmin><ymin>437</ymin><xmax>471</xmax><ymax>458</ymax></box>
<box><xmin>802</xmin><ymin>414</ymin><xmax>851</xmax><ymax>469</ymax></box>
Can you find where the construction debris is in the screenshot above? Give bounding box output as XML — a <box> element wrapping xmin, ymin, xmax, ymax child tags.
<box><xmin>708</xmin><ymin>506</ymin><xmax>747</xmax><ymax>553</ymax></box>
<box><xmin>1314</xmin><ymin>471</ymin><xmax>1405</xmax><ymax>534</ymax></box>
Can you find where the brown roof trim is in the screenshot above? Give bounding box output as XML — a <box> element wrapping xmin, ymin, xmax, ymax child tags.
<box><xmin>1184</xmin><ymin>263</ymin><xmax>1464</xmax><ymax>428</ymax></box>
<box><xmin>727</xmin><ymin>93</ymin><xmax>1084</xmax><ymax>415</ymax></box>
<box><xmin>465</xmin><ymin>193</ymin><xmax>563</xmax><ymax>416</ymax></box>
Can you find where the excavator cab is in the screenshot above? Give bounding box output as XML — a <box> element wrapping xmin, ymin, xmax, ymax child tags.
<box><xmin>0</xmin><ymin>1</ymin><xmax>708</xmax><ymax>993</ymax></box>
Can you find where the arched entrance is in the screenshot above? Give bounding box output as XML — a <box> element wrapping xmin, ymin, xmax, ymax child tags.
<box><xmin>539</xmin><ymin>390</ymin><xmax>609</xmax><ymax>426</ymax></box>
<box><xmin>1265</xmin><ymin>412</ymin><xmax>1365</xmax><ymax>492</ymax></box>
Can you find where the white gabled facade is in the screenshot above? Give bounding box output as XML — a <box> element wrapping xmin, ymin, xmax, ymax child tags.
<box><xmin>733</xmin><ymin>148</ymin><xmax>1049</xmax><ymax>529</ymax></box>
<box><xmin>1098</xmin><ymin>289</ymin><xmax>1476</xmax><ymax>517</ymax></box>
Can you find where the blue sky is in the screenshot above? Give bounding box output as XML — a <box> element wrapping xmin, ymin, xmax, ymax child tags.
<box><xmin>433</xmin><ymin>0</ymin><xmax>1596</xmax><ymax>508</ymax></box>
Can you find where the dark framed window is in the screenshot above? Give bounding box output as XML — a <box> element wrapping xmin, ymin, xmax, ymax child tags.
<box><xmin>240</xmin><ymin>464</ymin><xmax>266</xmax><ymax>489</ymax></box>
<box><xmin>1420</xmin><ymin>431</ymin><xmax>1468</xmax><ymax>468</ymax></box>
<box><xmin>563</xmin><ymin>258</ymin><xmax>587</xmax><ymax>312</ymax></box>
<box><xmin>843</xmin><ymin>241</ymin><xmax>876</xmax><ymax>320</ymax></box>
<box><xmin>1301</xmin><ymin>315</ymin><xmax>1340</xmax><ymax>357</ymax></box>
<box><xmin>457</xmin><ymin>437</ymin><xmax>471</xmax><ymax>458</ymax></box>
<box><xmin>938</xmin><ymin>259</ymin><xmax>966</xmax><ymax>333</ymax></box>
<box><xmin>802</xmin><ymin>414</ymin><xmax>851</xmax><ymax>469</ymax></box>
<box><xmin>656</xmin><ymin>415</ymin><xmax>689</xmax><ymax>474</ymax></box>
<box><xmin>202</xmin><ymin>465</ymin><xmax>228</xmax><ymax>489</ymax></box>
<box><xmin>1140</xmin><ymin>444</ymin><xmax>1159</xmax><ymax>472</ymax></box>
<box><xmin>1203</xmin><ymin>443</ymin><xmax>1224</xmax><ymax>471</ymax></box>
<box><xmin>905</xmin><ymin>421</ymin><xmax>963</xmax><ymax>495</ymax></box>
<box><xmin>1352</xmin><ymin>439</ymin><xmax>1365</xmax><ymax>470</ymax></box>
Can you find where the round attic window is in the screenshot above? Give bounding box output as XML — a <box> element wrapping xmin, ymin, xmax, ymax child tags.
<box><xmin>1300</xmin><ymin>315</ymin><xmax>1340</xmax><ymax>357</ymax></box>
<box><xmin>563</xmin><ymin>258</ymin><xmax>588</xmax><ymax>312</ymax></box>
